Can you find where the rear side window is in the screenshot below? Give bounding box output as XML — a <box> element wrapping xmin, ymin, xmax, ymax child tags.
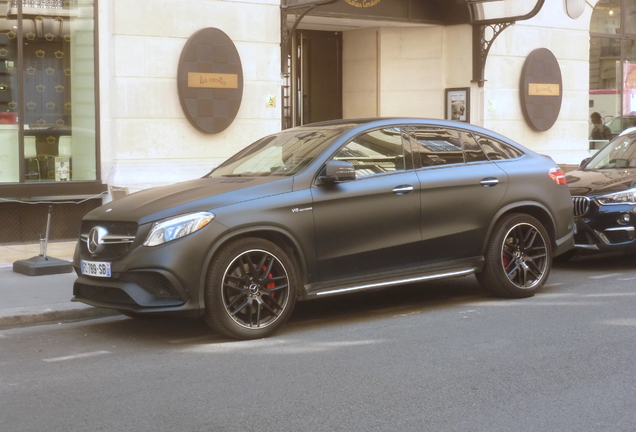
<box><xmin>460</xmin><ymin>131</ymin><xmax>489</xmax><ymax>163</ymax></box>
<box><xmin>473</xmin><ymin>134</ymin><xmax>524</xmax><ymax>160</ymax></box>
<box><xmin>408</xmin><ymin>127</ymin><xmax>464</xmax><ymax>167</ymax></box>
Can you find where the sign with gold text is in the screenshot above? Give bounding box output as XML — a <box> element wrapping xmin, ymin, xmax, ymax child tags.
<box><xmin>188</xmin><ymin>73</ymin><xmax>239</xmax><ymax>89</ymax></box>
<box><xmin>528</xmin><ymin>83</ymin><xmax>560</xmax><ymax>97</ymax></box>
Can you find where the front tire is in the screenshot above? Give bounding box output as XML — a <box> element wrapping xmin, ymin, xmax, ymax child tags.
<box><xmin>477</xmin><ymin>213</ymin><xmax>552</xmax><ymax>298</ymax></box>
<box><xmin>204</xmin><ymin>238</ymin><xmax>298</xmax><ymax>340</ymax></box>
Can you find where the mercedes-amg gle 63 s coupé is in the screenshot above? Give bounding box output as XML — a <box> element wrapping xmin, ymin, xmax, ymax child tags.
<box><xmin>72</xmin><ymin>118</ymin><xmax>574</xmax><ymax>339</ymax></box>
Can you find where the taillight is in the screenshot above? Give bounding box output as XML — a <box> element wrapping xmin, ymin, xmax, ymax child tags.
<box><xmin>548</xmin><ymin>168</ymin><xmax>567</xmax><ymax>185</ymax></box>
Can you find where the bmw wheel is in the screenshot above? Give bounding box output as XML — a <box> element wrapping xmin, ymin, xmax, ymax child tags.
<box><xmin>477</xmin><ymin>213</ymin><xmax>552</xmax><ymax>298</ymax></box>
<box><xmin>204</xmin><ymin>238</ymin><xmax>298</xmax><ymax>339</ymax></box>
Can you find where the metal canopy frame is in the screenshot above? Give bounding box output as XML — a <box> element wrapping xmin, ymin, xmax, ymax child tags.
<box><xmin>468</xmin><ymin>0</ymin><xmax>546</xmax><ymax>87</ymax></box>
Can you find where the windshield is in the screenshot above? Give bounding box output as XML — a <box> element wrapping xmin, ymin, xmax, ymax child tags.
<box><xmin>586</xmin><ymin>134</ymin><xmax>636</xmax><ymax>169</ymax></box>
<box><xmin>208</xmin><ymin>125</ymin><xmax>352</xmax><ymax>178</ymax></box>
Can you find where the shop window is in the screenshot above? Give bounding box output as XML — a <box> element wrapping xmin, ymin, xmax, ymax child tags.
<box><xmin>0</xmin><ymin>0</ymin><xmax>97</xmax><ymax>185</ymax></box>
<box><xmin>588</xmin><ymin>0</ymin><xmax>636</xmax><ymax>147</ymax></box>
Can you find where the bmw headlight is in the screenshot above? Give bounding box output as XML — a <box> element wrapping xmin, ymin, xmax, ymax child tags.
<box><xmin>144</xmin><ymin>212</ymin><xmax>215</xmax><ymax>246</ymax></box>
<box><xmin>595</xmin><ymin>189</ymin><xmax>636</xmax><ymax>205</ymax></box>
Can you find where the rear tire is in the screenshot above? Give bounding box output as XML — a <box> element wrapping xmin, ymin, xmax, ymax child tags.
<box><xmin>204</xmin><ymin>238</ymin><xmax>298</xmax><ymax>340</ymax></box>
<box><xmin>477</xmin><ymin>213</ymin><xmax>552</xmax><ymax>298</ymax></box>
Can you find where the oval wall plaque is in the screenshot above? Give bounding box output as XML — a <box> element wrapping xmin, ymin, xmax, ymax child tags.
<box><xmin>177</xmin><ymin>28</ymin><xmax>244</xmax><ymax>134</ymax></box>
<box><xmin>520</xmin><ymin>48</ymin><xmax>562</xmax><ymax>132</ymax></box>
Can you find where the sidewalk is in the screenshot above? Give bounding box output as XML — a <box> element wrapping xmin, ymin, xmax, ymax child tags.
<box><xmin>0</xmin><ymin>241</ymin><xmax>119</xmax><ymax>329</ymax></box>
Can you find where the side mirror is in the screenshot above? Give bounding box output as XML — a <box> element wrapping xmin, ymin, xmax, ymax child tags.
<box><xmin>319</xmin><ymin>160</ymin><xmax>356</xmax><ymax>184</ymax></box>
<box><xmin>579</xmin><ymin>157</ymin><xmax>591</xmax><ymax>169</ymax></box>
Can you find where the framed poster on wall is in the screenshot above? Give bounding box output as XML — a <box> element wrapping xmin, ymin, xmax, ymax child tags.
<box><xmin>445</xmin><ymin>88</ymin><xmax>470</xmax><ymax>123</ymax></box>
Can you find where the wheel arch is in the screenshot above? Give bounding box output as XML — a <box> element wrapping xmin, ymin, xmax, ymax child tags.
<box><xmin>483</xmin><ymin>202</ymin><xmax>558</xmax><ymax>255</ymax></box>
<box><xmin>198</xmin><ymin>226</ymin><xmax>309</xmax><ymax>307</ymax></box>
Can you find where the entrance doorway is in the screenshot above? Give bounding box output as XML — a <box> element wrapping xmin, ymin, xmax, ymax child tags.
<box><xmin>288</xmin><ymin>30</ymin><xmax>342</xmax><ymax>127</ymax></box>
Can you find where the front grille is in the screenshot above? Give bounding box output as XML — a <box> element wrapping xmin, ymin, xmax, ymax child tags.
<box><xmin>79</xmin><ymin>221</ymin><xmax>138</xmax><ymax>260</ymax></box>
<box><xmin>121</xmin><ymin>272</ymin><xmax>180</xmax><ymax>299</ymax></box>
<box><xmin>605</xmin><ymin>229</ymin><xmax>632</xmax><ymax>244</ymax></box>
<box><xmin>76</xmin><ymin>284</ymin><xmax>136</xmax><ymax>305</ymax></box>
<box><xmin>572</xmin><ymin>196</ymin><xmax>591</xmax><ymax>217</ymax></box>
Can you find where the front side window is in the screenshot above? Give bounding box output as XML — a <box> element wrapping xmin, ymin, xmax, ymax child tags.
<box><xmin>333</xmin><ymin>128</ymin><xmax>407</xmax><ymax>178</ymax></box>
<box><xmin>0</xmin><ymin>0</ymin><xmax>97</xmax><ymax>185</ymax></box>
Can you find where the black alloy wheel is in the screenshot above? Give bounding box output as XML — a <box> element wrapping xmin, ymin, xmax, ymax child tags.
<box><xmin>204</xmin><ymin>238</ymin><xmax>298</xmax><ymax>339</ymax></box>
<box><xmin>477</xmin><ymin>213</ymin><xmax>552</xmax><ymax>298</ymax></box>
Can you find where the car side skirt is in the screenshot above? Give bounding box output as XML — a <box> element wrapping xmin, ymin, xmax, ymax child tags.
<box><xmin>303</xmin><ymin>257</ymin><xmax>483</xmax><ymax>298</ymax></box>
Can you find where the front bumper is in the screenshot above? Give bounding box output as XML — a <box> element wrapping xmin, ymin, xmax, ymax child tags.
<box><xmin>572</xmin><ymin>199</ymin><xmax>636</xmax><ymax>251</ymax></box>
<box><xmin>72</xmin><ymin>220</ymin><xmax>225</xmax><ymax>317</ymax></box>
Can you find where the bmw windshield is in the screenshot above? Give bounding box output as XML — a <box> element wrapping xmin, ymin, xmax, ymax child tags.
<box><xmin>586</xmin><ymin>134</ymin><xmax>636</xmax><ymax>170</ymax></box>
<box><xmin>209</xmin><ymin>125</ymin><xmax>353</xmax><ymax>178</ymax></box>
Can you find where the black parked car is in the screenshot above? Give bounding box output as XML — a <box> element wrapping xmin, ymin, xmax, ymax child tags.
<box><xmin>73</xmin><ymin>118</ymin><xmax>574</xmax><ymax>339</ymax></box>
<box><xmin>567</xmin><ymin>131</ymin><xmax>636</xmax><ymax>253</ymax></box>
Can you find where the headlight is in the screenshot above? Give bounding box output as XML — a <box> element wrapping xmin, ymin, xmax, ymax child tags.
<box><xmin>595</xmin><ymin>189</ymin><xmax>636</xmax><ymax>205</ymax></box>
<box><xmin>144</xmin><ymin>212</ymin><xmax>215</xmax><ymax>246</ymax></box>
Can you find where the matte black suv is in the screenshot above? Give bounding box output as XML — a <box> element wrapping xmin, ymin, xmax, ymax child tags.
<box><xmin>73</xmin><ymin>118</ymin><xmax>574</xmax><ymax>339</ymax></box>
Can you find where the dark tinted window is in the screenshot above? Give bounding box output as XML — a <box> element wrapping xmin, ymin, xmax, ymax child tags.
<box><xmin>409</xmin><ymin>127</ymin><xmax>464</xmax><ymax>167</ymax></box>
<box><xmin>474</xmin><ymin>134</ymin><xmax>524</xmax><ymax>160</ymax></box>
<box><xmin>333</xmin><ymin>128</ymin><xmax>407</xmax><ymax>178</ymax></box>
<box><xmin>461</xmin><ymin>131</ymin><xmax>489</xmax><ymax>163</ymax></box>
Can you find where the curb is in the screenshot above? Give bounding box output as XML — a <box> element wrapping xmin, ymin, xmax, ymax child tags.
<box><xmin>0</xmin><ymin>303</ymin><xmax>121</xmax><ymax>329</ymax></box>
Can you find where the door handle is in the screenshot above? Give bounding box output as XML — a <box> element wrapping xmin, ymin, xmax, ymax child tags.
<box><xmin>480</xmin><ymin>178</ymin><xmax>499</xmax><ymax>187</ymax></box>
<box><xmin>392</xmin><ymin>185</ymin><xmax>414</xmax><ymax>195</ymax></box>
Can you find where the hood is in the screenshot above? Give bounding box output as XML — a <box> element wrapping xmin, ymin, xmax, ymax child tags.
<box><xmin>566</xmin><ymin>169</ymin><xmax>636</xmax><ymax>197</ymax></box>
<box><xmin>86</xmin><ymin>177</ymin><xmax>293</xmax><ymax>225</ymax></box>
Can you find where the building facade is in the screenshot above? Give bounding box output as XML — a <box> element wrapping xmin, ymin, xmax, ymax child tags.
<box><xmin>0</xmin><ymin>0</ymin><xmax>625</xmax><ymax>243</ymax></box>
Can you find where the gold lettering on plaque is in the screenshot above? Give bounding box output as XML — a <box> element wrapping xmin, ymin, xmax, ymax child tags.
<box><xmin>528</xmin><ymin>83</ymin><xmax>560</xmax><ymax>96</ymax></box>
<box><xmin>188</xmin><ymin>73</ymin><xmax>238</xmax><ymax>89</ymax></box>
<box><xmin>345</xmin><ymin>0</ymin><xmax>381</xmax><ymax>7</ymax></box>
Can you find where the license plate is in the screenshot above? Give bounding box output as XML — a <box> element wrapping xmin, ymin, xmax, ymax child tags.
<box><xmin>81</xmin><ymin>260</ymin><xmax>112</xmax><ymax>278</ymax></box>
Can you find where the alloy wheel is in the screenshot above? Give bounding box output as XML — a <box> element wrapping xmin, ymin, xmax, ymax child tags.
<box><xmin>221</xmin><ymin>249</ymin><xmax>291</xmax><ymax>329</ymax></box>
<box><xmin>501</xmin><ymin>222</ymin><xmax>549</xmax><ymax>289</ymax></box>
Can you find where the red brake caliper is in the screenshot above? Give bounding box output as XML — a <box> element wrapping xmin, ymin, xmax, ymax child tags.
<box><xmin>262</xmin><ymin>266</ymin><xmax>276</xmax><ymax>290</ymax></box>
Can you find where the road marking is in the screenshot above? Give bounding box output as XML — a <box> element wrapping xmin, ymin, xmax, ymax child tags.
<box><xmin>43</xmin><ymin>351</ymin><xmax>110</xmax><ymax>362</ymax></box>
<box><xmin>589</xmin><ymin>273</ymin><xmax>623</xmax><ymax>279</ymax></box>
<box><xmin>0</xmin><ymin>334</ymin><xmax>7</xmax><ymax>339</ymax></box>
<box><xmin>602</xmin><ymin>318</ymin><xmax>636</xmax><ymax>326</ymax></box>
<box><xmin>617</xmin><ymin>277</ymin><xmax>636</xmax><ymax>281</ymax></box>
<box><xmin>585</xmin><ymin>293</ymin><xmax>636</xmax><ymax>297</ymax></box>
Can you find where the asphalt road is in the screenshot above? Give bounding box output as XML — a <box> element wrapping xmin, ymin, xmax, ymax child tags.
<box><xmin>1</xmin><ymin>252</ymin><xmax>635</xmax><ymax>432</ymax></box>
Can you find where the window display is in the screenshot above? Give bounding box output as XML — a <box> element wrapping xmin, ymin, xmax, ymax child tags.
<box><xmin>0</xmin><ymin>0</ymin><xmax>96</xmax><ymax>185</ymax></box>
